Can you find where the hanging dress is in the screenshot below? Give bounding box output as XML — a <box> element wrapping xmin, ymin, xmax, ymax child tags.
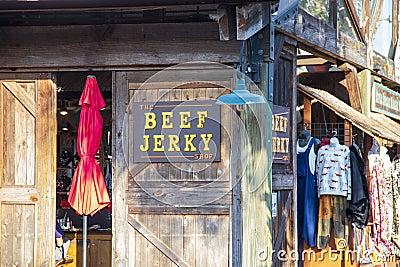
<box><xmin>297</xmin><ymin>137</ymin><xmax>319</xmax><ymax>247</ymax></box>
<box><xmin>392</xmin><ymin>158</ymin><xmax>400</xmax><ymax>236</ymax></box>
<box><xmin>369</xmin><ymin>153</ymin><xmax>395</xmax><ymax>256</ymax></box>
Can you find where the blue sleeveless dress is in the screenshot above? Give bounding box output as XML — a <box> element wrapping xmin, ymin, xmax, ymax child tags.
<box><xmin>297</xmin><ymin>137</ymin><xmax>319</xmax><ymax>247</ymax></box>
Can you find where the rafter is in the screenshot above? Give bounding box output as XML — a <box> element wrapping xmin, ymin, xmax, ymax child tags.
<box><xmin>343</xmin><ymin>0</ymin><xmax>366</xmax><ymax>43</ymax></box>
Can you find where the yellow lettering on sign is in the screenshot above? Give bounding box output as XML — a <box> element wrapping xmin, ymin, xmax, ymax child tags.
<box><xmin>274</xmin><ymin>116</ymin><xmax>280</xmax><ymax>131</ymax></box>
<box><xmin>272</xmin><ymin>115</ymin><xmax>288</xmax><ymax>133</ymax></box>
<box><xmin>283</xmin><ymin>138</ymin><xmax>289</xmax><ymax>153</ymax></box>
<box><xmin>280</xmin><ymin>138</ymin><xmax>286</xmax><ymax>153</ymax></box>
<box><xmin>162</xmin><ymin>112</ymin><xmax>173</xmax><ymax>129</ymax></box>
<box><xmin>200</xmin><ymin>133</ymin><xmax>212</xmax><ymax>151</ymax></box>
<box><xmin>153</xmin><ymin>135</ymin><xmax>165</xmax><ymax>152</ymax></box>
<box><xmin>184</xmin><ymin>134</ymin><xmax>196</xmax><ymax>151</ymax></box>
<box><xmin>276</xmin><ymin>137</ymin><xmax>281</xmax><ymax>153</ymax></box>
<box><xmin>144</xmin><ymin>112</ymin><xmax>157</xmax><ymax>129</ymax></box>
<box><xmin>272</xmin><ymin>137</ymin><xmax>277</xmax><ymax>153</ymax></box>
<box><xmin>283</xmin><ymin>118</ymin><xmax>288</xmax><ymax>133</ymax></box>
<box><xmin>140</xmin><ymin>135</ymin><xmax>150</xmax><ymax>151</ymax></box>
<box><xmin>180</xmin><ymin>112</ymin><xmax>191</xmax><ymax>128</ymax></box>
<box><xmin>272</xmin><ymin>114</ymin><xmax>275</xmax><ymax>130</ymax></box>
<box><xmin>168</xmin><ymin>135</ymin><xmax>180</xmax><ymax>152</ymax></box>
<box><xmin>197</xmin><ymin>111</ymin><xmax>208</xmax><ymax>128</ymax></box>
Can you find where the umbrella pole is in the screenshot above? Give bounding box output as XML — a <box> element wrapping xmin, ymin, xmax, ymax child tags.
<box><xmin>83</xmin><ymin>215</ymin><xmax>87</xmax><ymax>267</ymax></box>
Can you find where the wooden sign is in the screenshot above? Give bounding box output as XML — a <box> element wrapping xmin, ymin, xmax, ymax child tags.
<box><xmin>272</xmin><ymin>105</ymin><xmax>290</xmax><ymax>164</ymax></box>
<box><xmin>133</xmin><ymin>100</ymin><xmax>221</xmax><ymax>163</ymax></box>
<box><xmin>372</xmin><ymin>82</ymin><xmax>400</xmax><ymax>120</ymax></box>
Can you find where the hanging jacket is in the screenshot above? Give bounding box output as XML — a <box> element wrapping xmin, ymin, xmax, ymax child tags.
<box><xmin>346</xmin><ymin>144</ymin><xmax>369</xmax><ymax>228</ymax></box>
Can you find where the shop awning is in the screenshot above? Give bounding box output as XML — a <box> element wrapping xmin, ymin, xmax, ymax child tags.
<box><xmin>298</xmin><ymin>83</ymin><xmax>400</xmax><ymax>143</ymax></box>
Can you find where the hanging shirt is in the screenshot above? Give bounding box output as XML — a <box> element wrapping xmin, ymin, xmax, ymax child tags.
<box><xmin>316</xmin><ymin>138</ymin><xmax>351</xmax><ymax>200</ymax></box>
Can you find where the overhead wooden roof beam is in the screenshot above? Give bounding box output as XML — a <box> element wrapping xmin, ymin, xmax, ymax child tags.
<box><xmin>0</xmin><ymin>0</ymin><xmax>276</xmax><ymax>12</ymax></box>
<box><xmin>339</xmin><ymin>63</ymin><xmax>363</xmax><ymax>113</ymax></box>
<box><xmin>342</xmin><ymin>0</ymin><xmax>366</xmax><ymax>43</ymax></box>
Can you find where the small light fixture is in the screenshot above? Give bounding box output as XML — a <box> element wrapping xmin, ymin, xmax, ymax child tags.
<box><xmin>61</xmin><ymin>121</ymin><xmax>69</xmax><ymax>132</ymax></box>
<box><xmin>60</xmin><ymin>100</ymin><xmax>68</xmax><ymax>116</ymax></box>
<box><xmin>216</xmin><ymin>78</ymin><xmax>266</xmax><ymax>105</ymax></box>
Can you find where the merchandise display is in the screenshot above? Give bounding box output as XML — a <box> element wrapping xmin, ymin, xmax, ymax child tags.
<box><xmin>297</xmin><ymin>127</ymin><xmax>400</xmax><ymax>264</ymax></box>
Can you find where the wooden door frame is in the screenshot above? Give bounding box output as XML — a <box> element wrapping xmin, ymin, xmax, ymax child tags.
<box><xmin>112</xmin><ymin>71</ymin><xmax>130</xmax><ymax>266</ymax></box>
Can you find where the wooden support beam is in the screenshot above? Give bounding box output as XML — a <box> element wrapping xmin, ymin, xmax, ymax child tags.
<box><xmin>339</xmin><ymin>63</ymin><xmax>363</xmax><ymax>113</ymax></box>
<box><xmin>277</xmin><ymin>9</ymin><xmax>368</xmax><ymax>69</ymax></box>
<box><xmin>343</xmin><ymin>0</ymin><xmax>365</xmax><ymax>43</ymax></box>
<box><xmin>362</xmin><ymin>0</ymin><xmax>370</xmax><ymax>38</ymax></box>
<box><xmin>236</xmin><ymin>3</ymin><xmax>269</xmax><ymax>40</ymax></box>
<box><xmin>303</xmin><ymin>95</ymin><xmax>312</xmax><ymax>133</ymax></box>
<box><xmin>358</xmin><ymin>69</ymin><xmax>372</xmax><ymax>117</ymax></box>
<box><xmin>0</xmin><ymin>0</ymin><xmax>270</xmax><ymax>11</ymax></box>
<box><xmin>277</xmin><ymin>8</ymin><xmax>400</xmax><ymax>85</ymax></box>
<box><xmin>372</xmin><ymin>52</ymin><xmax>396</xmax><ymax>80</ymax></box>
<box><xmin>113</xmin><ymin>71</ymin><xmax>129</xmax><ymax>267</ymax></box>
<box><xmin>214</xmin><ymin>5</ymin><xmax>236</xmax><ymax>41</ymax></box>
<box><xmin>389</xmin><ymin>0</ymin><xmax>399</xmax><ymax>58</ymax></box>
<box><xmin>0</xmin><ymin>22</ymin><xmax>242</xmax><ymax>69</ymax></box>
<box><xmin>344</xmin><ymin>120</ymin><xmax>352</xmax><ymax>146</ymax></box>
<box><xmin>328</xmin><ymin>0</ymin><xmax>338</xmax><ymax>28</ymax></box>
<box><xmin>370</xmin><ymin>0</ymin><xmax>384</xmax><ymax>39</ymax></box>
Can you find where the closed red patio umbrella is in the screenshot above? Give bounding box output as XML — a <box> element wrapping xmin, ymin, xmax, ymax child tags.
<box><xmin>68</xmin><ymin>75</ymin><xmax>110</xmax><ymax>266</ymax></box>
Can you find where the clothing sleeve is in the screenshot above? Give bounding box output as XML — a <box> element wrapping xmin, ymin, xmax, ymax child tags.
<box><xmin>55</xmin><ymin>221</ymin><xmax>64</xmax><ymax>238</ymax></box>
<box><xmin>345</xmin><ymin>147</ymin><xmax>351</xmax><ymax>200</ymax></box>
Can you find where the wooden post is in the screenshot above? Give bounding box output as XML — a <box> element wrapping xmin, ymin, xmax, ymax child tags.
<box><xmin>344</xmin><ymin>120</ymin><xmax>352</xmax><ymax>146</ymax></box>
<box><xmin>339</xmin><ymin>63</ymin><xmax>363</xmax><ymax>113</ymax></box>
<box><xmin>303</xmin><ymin>95</ymin><xmax>312</xmax><ymax>133</ymax></box>
<box><xmin>238</xmin><ymin>61</ymin><xmax>273</xmax><ymax>267</ymax></box>
<box><xmin>112</xmin><ymin>71</ymin><xmax>129</xmax><ymax>266</ymax></box>
<box><xmin>291</xmin><ymin>45</ymin><xmax>298</xmax><ymax>267</ymax></box>
<box><xmin>359</xmin><ymin>69</ymin><xmax>372</xmax><ymax>118</ymax></box>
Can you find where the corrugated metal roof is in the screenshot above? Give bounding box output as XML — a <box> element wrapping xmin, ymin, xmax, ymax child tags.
<box><xmin>298</xmin><ymin>83</ymin><xmax>400</xmax><ymax>143</ymax></box>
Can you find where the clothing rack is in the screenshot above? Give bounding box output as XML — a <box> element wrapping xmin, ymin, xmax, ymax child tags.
<box><xmin>310</xmin><ymin>122</ymin><xmax>350</xmax><ymax>143</ymax></box>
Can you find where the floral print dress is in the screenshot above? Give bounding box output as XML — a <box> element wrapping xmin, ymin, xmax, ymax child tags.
<box><xmin>368</xmin><ymin>154</ymin><xmax>395</xmax><ymax>256</ymax></box>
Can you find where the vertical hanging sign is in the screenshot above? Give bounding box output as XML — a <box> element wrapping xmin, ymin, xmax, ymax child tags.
<box><xmin>133</xmin><ymin>100</ymin><xmax>221</xmax><ymax>163</ymax></box>
<box><xmin>272</xmin><ymin>105</ymin><xmax>290</xmax><ymax>164</ymax></box>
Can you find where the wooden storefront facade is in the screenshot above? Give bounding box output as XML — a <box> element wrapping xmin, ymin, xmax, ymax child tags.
<box><xmin>3</xmin><ymin>0</ymin><xmax>400</xmax><ymax>266</ymax></box>
<box><xmin>0</xmin><ymin>2</ymin><xmax>299</xmax><ymax>266</ymax></box>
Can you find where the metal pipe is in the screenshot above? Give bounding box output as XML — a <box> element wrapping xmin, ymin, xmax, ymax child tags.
<box><xmin>83</xmin><ymin>215</ymin><xmax>87</xmax><ymax>267</ymax></box>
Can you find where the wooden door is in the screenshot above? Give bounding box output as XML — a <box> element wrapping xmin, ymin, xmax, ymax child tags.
<box><xmin>113</xmin><ymin>69</ymin><xmax>235</xmax><ymax>266</ymax></box>
<box><xmin>0</xmin><ymin>73</ymin><xmax>57</xmax><ymax>266</ymax></box>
